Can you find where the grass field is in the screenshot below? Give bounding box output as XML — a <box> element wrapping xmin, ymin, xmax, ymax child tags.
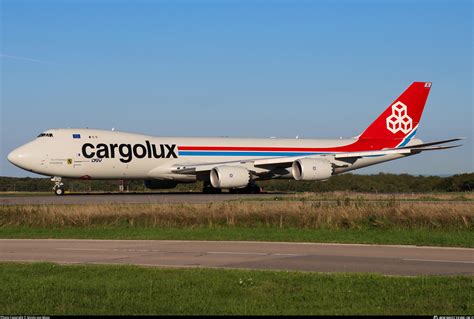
<box><xmin>0</xmin><ymin>191</ymin><xmax>52</xmax><ymax>197</ymax></box>
<box><xmin>1</xmin><ymin>198</ymin><xmax>472</xmax><ymax>246</ymax></box>
<box><xmin>1</xmin><ymin>263</ymin><xmax>472</xmax><ymax>315</ymax></box>
<box><xmin>1</xmin><ymin>195</ymin><xmax>472</xmax><ymax>315</ymax></box>
<box><xmin>2</xmin><ymin>200</ymin><xmax>472</xmax><ymax>229</ymax></box>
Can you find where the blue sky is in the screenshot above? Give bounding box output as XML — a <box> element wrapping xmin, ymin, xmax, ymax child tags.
<box><xmin>1</xmin><ymin>0</ymin><xmax>472</xmax><ymax>177</ymax></box>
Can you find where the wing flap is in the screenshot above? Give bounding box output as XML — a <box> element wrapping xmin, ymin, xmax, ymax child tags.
<box><xmin>172</xmin><ymin>164</ymin><xmax>220</xmax><ymax>174</ymax></box>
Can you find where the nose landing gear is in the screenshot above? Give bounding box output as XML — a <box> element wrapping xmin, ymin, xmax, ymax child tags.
<box><xmin>51</xmin><ymin>176</ymin><xmax>65</xmax><ymax>196</ymax></box>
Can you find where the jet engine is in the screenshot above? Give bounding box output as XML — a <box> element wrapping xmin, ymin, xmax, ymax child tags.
<box><xmin>210</xmin><ymin>166</ymin><xmax>250</xmax><ymax>189</ymax></box>
<box><xmin>144</xmin><ymin>179</ymin><xmax>178</xmax><ymax>189</ymax></box>
<box><xmin>292</xmin><ymin>158</ymin><xmax>333</xmax><ymax>181</ymax></box>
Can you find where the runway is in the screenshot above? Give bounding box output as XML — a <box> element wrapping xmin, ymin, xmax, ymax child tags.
<box><xmin>1</xmin><ymin>239</ymin><xmax>473</xmax><ymax>275</ymax></box>
<box><xmin>0</xmin><ymin>193</ymin><xmax>276</xmax><ymax>205</ymax></box>
<box><xmin>0</xmin><ymin>193</ymin><xmax>468</xmax><ymax>205</ymax></box>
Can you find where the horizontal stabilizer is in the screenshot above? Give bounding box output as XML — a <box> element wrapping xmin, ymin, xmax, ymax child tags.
<box><xmin>409</xmin><ymin>144</ymin><xmax>462</xmax><ymax>152</ymax></box>
<box><xmin>399</xmin><ymin>138</ymin><xmax>464</xmax><ymax>149</ymax></box>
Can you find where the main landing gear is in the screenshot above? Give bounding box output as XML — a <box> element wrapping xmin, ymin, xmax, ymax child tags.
<box><xmin>202</xmin><ymin>181</ymin><xmax>222</xmax><ymax>194</ymax></box>
<box><xmin>51</xmin><ymin>176</ymin><xmax>65</xmax><ymax>196</ymax></box>
<box><xmin>202</xmin><ymin>181</ymin><xmax>263</xmax><ymax>194</ymax></box>
<box><xmin>229</xmin><ymin>183</ymin><xmax>263</xmax><ymax>194</ymax></box>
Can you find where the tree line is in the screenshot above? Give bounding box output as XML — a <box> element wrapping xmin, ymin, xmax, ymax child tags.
<box><xmin>0</xmin><ymin>173</ymin><xmax>472</xmax><ymax>193</ymax></box>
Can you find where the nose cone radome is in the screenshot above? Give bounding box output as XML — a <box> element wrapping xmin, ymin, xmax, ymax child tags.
<box><xmin>7</xmin><ymin>145</ymin><xmax>36</xmax><ymax>170</ymax></box>
<box><xmin>7</xmin><ymin>150</ymin><xmax>16</xmax><ymax>164</ymax></box>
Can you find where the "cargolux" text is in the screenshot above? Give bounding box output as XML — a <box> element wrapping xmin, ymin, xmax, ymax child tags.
<box><xmin>82</xmin><ymin>141</ymin><xmax>177</xmax><ymax>163</ymax></box>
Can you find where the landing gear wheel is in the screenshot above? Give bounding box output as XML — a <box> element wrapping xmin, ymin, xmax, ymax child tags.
<box><xmin>51</xmin><ymin>176</ymin><xmax>65</xmax><ymax>195</ymax></box>
<box><xmin>202</xmin><ymin>181</ymin><xmax>222</xmax><ymax>194</ymax></box>
<box><xmin>250</xmin><ymin>185</ymin><xmax>263</xmax><ymax>194</ymax></box>
<box><xmin>230</xmin><ymin>184</ymin><xmax>263</xmax><ymax>194</ymax></box>
<box><xmin>203</xmin><ymin>186</ymin><xmax>222</xmax><ymax>194</ymax></box>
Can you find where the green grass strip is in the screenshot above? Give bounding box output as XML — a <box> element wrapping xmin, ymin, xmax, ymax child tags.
<box><xmin>1</xmin><ymin>226</ymin><xmax>472</xmax><ymax>247</ymax></box>
<box><xmin>0</xmin><ymin>263</ymin><xmax>472</xmax><ymax>315</ymax></box>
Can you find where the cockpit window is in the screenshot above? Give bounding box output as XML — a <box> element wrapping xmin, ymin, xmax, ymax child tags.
<box><xmin>37</xmin><ymin>133</ymin><xmax>53</xmax><ymax>137</ymax></box>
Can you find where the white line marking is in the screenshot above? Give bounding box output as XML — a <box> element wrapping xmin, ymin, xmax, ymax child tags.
<box><xmin>56</xmin><ymin>248</ymin><xmax>108</xmax><ymax>251</ymax></box>
<box><xmin>274</xmin><ymin>253</ymin><xmax>300</xmax><ymax>256</ymax></box>
<box><xmin>207</xmin><ymin>251</ymin><xmax>299</xmax><ymax>256</ymax></box>
<box><xmin>207</xmin><ymin>251</ymin><xmax>268</xmax><ymax>256</ymax></box>
<box><xmin>57</xmin><ymin>248</ymin><xmax>165</xmax><ymax>253</ymax></box>
<box><xmin>403</xmin><ymin>258</ymin><xmax>474</xmax><ymax>264</ymax></box>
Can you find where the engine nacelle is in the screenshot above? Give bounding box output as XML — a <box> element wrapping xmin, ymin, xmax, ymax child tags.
<box><xmin>144</xmin><ymin>179</ymin><xmax>178</xmax><ymax>189</ymax></box>
<box><xmin>292</xmin><ymin>158</ymin><xmax>333</xmax><ymax>181</ymax></box>
<box><xmin>210</xmin><ymin>166</ymin><xmax>250</xmax><ymax>189</ymax></box>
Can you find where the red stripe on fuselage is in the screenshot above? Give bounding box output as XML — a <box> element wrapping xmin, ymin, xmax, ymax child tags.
<box><xmin>178</xmin><ymin>138</ymin><xmax>403</xmax><ymax>152</ymax></box>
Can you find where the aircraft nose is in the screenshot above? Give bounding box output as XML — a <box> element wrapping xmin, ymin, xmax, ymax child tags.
<box><xmin>7</xmin><ymin>150</ymin><xmax>15</xmax><ymax>163</ymax></box>
<box><xmin>8</xmin><ymin>148</ymin><xmax>21</xmax><ymax>165</ymax></box>
<box><xmin>7</xmin><ymin>145</ymin><xmax>35</xmax><ymax>170</ymax></box>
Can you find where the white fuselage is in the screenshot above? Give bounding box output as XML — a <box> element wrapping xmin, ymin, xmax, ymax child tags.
<box><xmin>8</xmin><ymin>128</ymin><xmax>410</xmax><ymax>181</ymax></box>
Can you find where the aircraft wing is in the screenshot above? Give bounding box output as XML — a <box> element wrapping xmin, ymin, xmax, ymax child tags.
<box><xmin>171</xmin><ymin>138</ymin><xmax>463</xmax><ymax>174</ymax></box>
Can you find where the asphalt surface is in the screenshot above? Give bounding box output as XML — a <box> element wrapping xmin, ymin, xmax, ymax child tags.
<box><xmin>0</xmin><ymin>193</ymin><xmax>469</xmax><ymax>205</ymax></box>
<box><xmin>0</xmin><ymin>193</ymin><xmax>277</xmax><ymax>205</ymax></box>
<box><xmin>1</xmin><ymin>239</ymin><xmax>473</xmax><ymax>275</ymax></box>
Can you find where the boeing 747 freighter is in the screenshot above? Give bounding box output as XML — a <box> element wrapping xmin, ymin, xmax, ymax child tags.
<box><xmin>7</xmin><ymin>82</ymin><xmax>461</xmax><ymax>195</ymax></box>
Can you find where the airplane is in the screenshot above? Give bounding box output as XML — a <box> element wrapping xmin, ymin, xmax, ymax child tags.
<box><xmin>7</xmin><ymin>82</ymin><xmax>462</xmax><ymax>195</ymax></box>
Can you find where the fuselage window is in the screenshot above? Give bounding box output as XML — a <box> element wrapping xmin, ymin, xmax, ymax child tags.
<box><xmin>37</xmin><ymin>133</ymin><xmax>53</xmax><ymax>138</ymax></box>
